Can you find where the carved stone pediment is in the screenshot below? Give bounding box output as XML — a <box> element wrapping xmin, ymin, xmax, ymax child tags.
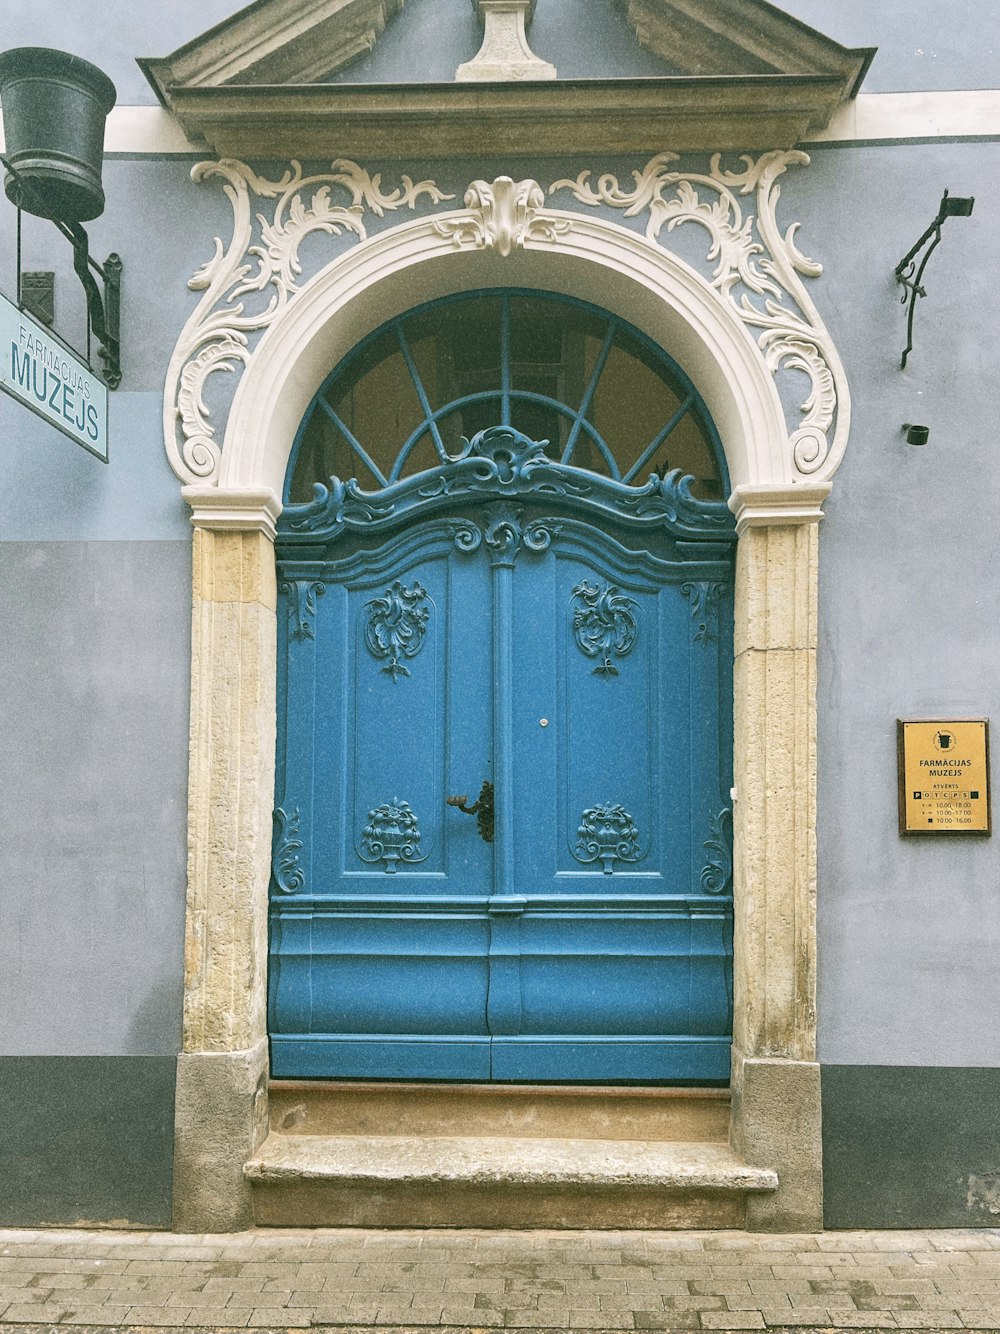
<box><xmin>139</xmin><ymin>0</ymin><xmax>874</xmax><ymax>157</ymax></box>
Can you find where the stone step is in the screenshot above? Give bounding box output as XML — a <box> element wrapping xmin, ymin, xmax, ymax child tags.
<box><xmin>245</xmin><ymin>1132</ymin><xmax>777</xmax><ymax>1228</ymax></box>
<box><xmin>267</xmin><ymin>1078</ymin><xmax>731</xmax><ymax>1142</ymax></box>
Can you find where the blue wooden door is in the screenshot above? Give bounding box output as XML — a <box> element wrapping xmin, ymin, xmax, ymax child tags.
<box><xmin>270</xmin><ymin>457</ymin><xmax>735</xmax><ymax>1083</ymax></box>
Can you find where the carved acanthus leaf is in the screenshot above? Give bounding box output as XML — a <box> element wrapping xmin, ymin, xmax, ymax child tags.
<box><xmin>271</xmin><ymin>807</ymin><xmax>305</xmax><ymax>894</ymax></box>
<box><xmin>700</xmin><ymin>807</ymin><xmax>733</xmax><ymax>896</ymax></box>
<box><xmin>550</xmin><ymin>151</ymin><xmax>846</xmax><ymax>480</ymax></box>
<box><xmin>435</xmin><ymin>176</ymin><xmax>571</xmax><ymax>258</ymax></box>
<box><xmin>281</xmin><ymin>579</ymin><xmax>326</xmax><ymax>641</ymax></box>
<box><xmin>165</xmin><ymin>158</ymin><xmax>454</xmax><ymax>486</ymax></box>
<box><xmin>681</xmin><ymin>581</ymin><xmax>722</xmax><ymax>645</ymax></box>
<box><xmin>483</xmin><ymin>501</ymin><xmax>562</xmax><ymax>566</ymax></box>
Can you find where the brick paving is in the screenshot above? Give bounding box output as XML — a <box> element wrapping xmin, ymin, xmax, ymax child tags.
<box><xmin>0</xmin><ymin>1227</ymin><xmax>998</xmax><ymax>1331</ymax></box>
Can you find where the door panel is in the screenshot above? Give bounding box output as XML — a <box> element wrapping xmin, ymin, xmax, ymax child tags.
<box><xmin>497</xmin><ymin>529</ymin><xmax>731</xmax><ymax>1080</ymax></box>
<box><xmin>270</xmin><ymin>525</ymin><xmax>496</xmax><ymax>1078</ymax></box>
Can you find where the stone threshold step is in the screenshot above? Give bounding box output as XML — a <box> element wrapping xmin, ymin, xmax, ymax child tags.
<box><xmin>267</xmin><ymin>1079</ymin><xmax>731</xmax><ymax>1142</ymax></box>
<box><xmin>246</xmin><ymin>1133</ymin><xmax>777</xmax><ymax>1192</ymax></box>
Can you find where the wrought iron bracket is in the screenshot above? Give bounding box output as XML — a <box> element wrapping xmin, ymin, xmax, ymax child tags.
<box><xmin>894</xmin><ymin>189</ymin><xmax>974</xmax><ymax>370</ymax></box>
<box><xmin>2</xmin><ymin>152</ymin><xmax>122</xmax><ymax>389</ymax></box>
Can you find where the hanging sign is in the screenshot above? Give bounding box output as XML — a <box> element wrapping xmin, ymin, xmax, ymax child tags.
<box><xmin>0</xmin><ymin>288</ymin><xmax>108</xmax><ymax>461</ymax></box>
<box><xmin>898</xmin><ymin>719</ymin><xmax>991</xmax><ymax>835</ymax></box>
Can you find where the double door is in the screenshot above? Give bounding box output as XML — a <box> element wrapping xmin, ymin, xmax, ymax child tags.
<box><xmin>269</xmin><ymin>503</ymin><xmax>733</xmax><ymax>1082</ymax></box>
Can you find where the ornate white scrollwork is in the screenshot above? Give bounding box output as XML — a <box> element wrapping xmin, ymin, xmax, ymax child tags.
<box><xmin>164</xmin><ymin>158</ymin><xmax>454</xmax><ymax>485</ymax></box>
<box><xmin>434</xmin><ymin>177</ymin><xmax>571</xmax><ymax>258</ymax></box>
<box><xmin>549</xmin><ymin>151</ymin><xmax>846</xmax><ymax>479</ymax></box>
<box><xmin>166</xmin><ymin>150</ymin><xmax>847</xmax><ymax>498</ymax></box>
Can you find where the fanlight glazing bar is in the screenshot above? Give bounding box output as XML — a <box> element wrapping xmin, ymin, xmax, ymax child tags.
<box><xmin>317</xmin><ymin>397</ymin><xmax>389</xmax><ymax>488</ymax></box>
<box><xmin>622</xmin><ymin>395</ymin><xmax>695</xmax><ymax>486</ymax></box>
<box><xmin>560</xmin><ymin>320</ymin><xmax>616</xmax><ymax>467</ymax></box>
<box><xmin>287</xmin><ymin>291</ymin><xmax>728</xmax><ymax>506</ymax></box>
<box><xmin>395</xmin><ymin>323</ymin><xmax>449</xmax><ymax>466</ymax></box>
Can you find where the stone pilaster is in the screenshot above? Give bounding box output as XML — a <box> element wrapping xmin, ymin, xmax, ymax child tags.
<box><xmin>729</xmin><ymin>518</ymin><xmax>822</xmax><ymax>1231</ymax></box>
<box><xmin>173</xmin><ymin>511</ymin><xmax>278</xmax><ymax>1231</ymax></box>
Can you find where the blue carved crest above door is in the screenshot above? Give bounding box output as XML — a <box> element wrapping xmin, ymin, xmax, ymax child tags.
<box><xmin>270</xmin><ymin>291</ymin><xmax>736</xmax><ymax>1083</ymax></box>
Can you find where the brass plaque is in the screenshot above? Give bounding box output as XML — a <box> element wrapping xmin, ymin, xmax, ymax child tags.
<box><xmin>898</xmin><ymin>719</ymin><xmax>991</xmax><ymax>835</ymax></box>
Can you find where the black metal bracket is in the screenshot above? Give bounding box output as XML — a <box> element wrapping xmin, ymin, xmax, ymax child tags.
<box><xmin>2</xmin><ymin>151</ymin><xmax>122</xmax><ymax>389</ymax></box>
<box><xmin>894</xmin><ymin>189</ymin><xmax>974</xmax><ymax>370</ymax></box>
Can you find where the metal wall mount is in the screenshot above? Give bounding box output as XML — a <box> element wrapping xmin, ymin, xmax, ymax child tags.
<box><xmin>895</xmin><ymin>189</ymin><xmax>974</xmax><ymax>370</ymax></box>
<box><xmin>2</xmin><ymin>152</ymin><xmax>122</xmax><ymax>389</ymax></box>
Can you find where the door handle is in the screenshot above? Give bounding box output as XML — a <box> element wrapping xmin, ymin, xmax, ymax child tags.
<box><xmin>447</xmin><ymin>779</ymin><xmax>494</xmax><ymax>843</ymax></box>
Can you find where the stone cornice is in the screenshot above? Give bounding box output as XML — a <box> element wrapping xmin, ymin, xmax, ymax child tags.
<box><xmin>183</xmin><ymin>486</ymin><xmax>282</xmax><ymax>539</ymax></box>
<box><xmin>160</xmin><ymin>74</ymin><xmax>854</xmax><ymax>158</ymax></box>
<box><xmin>730</xmin><ymin>484</ymin><xmax>831</xmax><ymax>534</ymax></box>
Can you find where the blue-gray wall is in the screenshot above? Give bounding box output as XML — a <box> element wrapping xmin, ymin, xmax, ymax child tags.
<box><xmin>793</xmin><ymin>141</ymin><xmax>1000</xmax><ymax>1225</ymax></box>
<box><xmin>3</xmin><ymin>0</ymin><xmax>997</xmax><ymax>100</ymax></box>
<box><xmin>1</xmin><ymin>0</ymin><xmax>998</xmax><ymax>1228</ymax></box>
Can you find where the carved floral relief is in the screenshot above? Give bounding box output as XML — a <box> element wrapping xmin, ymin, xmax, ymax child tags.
<box><xmin>574</xmin><ymin>803</ymin><xmax>643</xmax><ymax>875</ymax></box>
<box><xmin>364</xmin><ymin>580</ymin><xmax>431</xmax><ymax>681</ymax></box>
<box><xmin>359</xmin><ymin>799</ymin><xmax>428</xmax><ymax>873</ymax></box>
<box><xmin>571</xmin><ymin>580</ymin><xmax>639</xmax><ymax>676</ymax></box>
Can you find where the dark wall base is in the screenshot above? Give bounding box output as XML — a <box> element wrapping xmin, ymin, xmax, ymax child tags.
<box><xmin>0</xmin><ymin>1056</ymin><xmax>175</xmax><ymax>1227</ymax></box>
<box><xmin>822</xmin><ymin>1064</ymin><xmax>1000</xmax><ymax>1228</ymax></box>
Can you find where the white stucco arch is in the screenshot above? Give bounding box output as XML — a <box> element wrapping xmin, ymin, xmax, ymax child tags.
<box><xmin>199</xmin><ymin>207</ymin><xmax>820</xmax><ymax>521</ymax></box>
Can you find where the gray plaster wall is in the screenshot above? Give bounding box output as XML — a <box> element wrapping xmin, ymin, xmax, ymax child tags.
<box><xmin>1</xmin><ymin>0</ymin><xmax>252</xmax><ymax>106</ymax></box>
<box><xmin>1</xmin><ymin>0</ymin><xmax>999</xmax><ymax>1232</ymax></box>
<box><xmin>0</xmin><ymin>541</ymin><xmax>191</xmax><ymax>1055</ymax></box>
<box><xmin>0</xmin><ymin>145</ymin><xmax>200</xmax><ymax>1221</ymax></box>
<box><xmin>776</xmin><ymin>1</ymin><xmax>998</xmax><ymax>93</ymax></box>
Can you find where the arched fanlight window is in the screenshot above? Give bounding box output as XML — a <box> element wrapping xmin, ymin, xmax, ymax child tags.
<box><xmin>287</xmin><ymin>290</ymin><xmax>727</xmax><ymax>504</ymax></box>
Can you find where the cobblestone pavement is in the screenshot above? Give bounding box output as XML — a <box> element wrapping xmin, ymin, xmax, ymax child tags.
<box><xmin>0</xmin><ymin>1227</ymin><xmax>999</xmax><ymax>1332</ymax></box>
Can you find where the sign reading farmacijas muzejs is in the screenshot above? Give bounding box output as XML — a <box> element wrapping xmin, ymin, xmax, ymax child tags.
<box><xmin>1</xmin><ymin>289</ymin><xmax>109</xmax><ymax>461</ymax></box>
